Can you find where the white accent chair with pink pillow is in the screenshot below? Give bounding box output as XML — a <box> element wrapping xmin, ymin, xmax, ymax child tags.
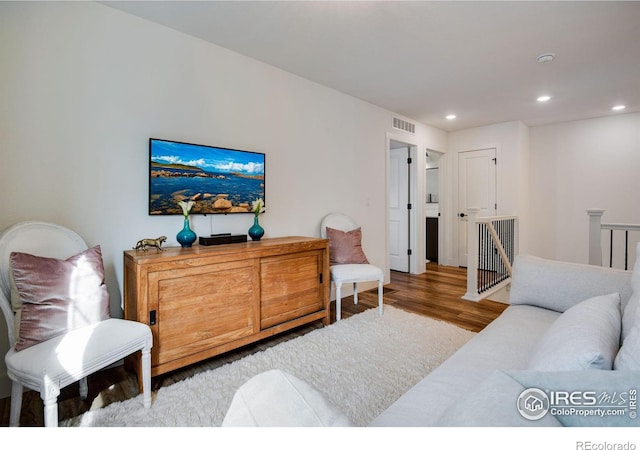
<box><xmin>0</xmin><ymin>221</ymin><xmax>153</xmax><ymax>427</ymax></box>
<box><xmin>320</xmin><ymin>213</ymin><xmax>384</xmax><ymax>321</ymax></box>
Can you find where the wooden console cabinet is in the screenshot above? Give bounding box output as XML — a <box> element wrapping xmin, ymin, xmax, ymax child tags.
<box><xmin>123</xmin><ymin>236</ymin><xmax>330</xmax><ymax>377</ymax></box>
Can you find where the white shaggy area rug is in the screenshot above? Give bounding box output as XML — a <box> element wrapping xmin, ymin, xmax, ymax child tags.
<box><xmin>66</xmin><ymin>306</ymin><xmax>475</xmax><ymax>427</ymax></box>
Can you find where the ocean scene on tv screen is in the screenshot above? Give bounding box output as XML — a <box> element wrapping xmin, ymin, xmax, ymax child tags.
<box><xmin>149</xmin><ymin>139</ymin><xmax>265</xmax><ymax>215</ymax></box>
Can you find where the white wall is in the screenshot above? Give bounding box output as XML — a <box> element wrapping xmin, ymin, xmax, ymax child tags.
<box><xmin>529</xmin><ymin>113</ymin><xmax>640</xmax><ymax>267</ymax></box>
<box><xmin>437</xmin><ymin>114</ymin><xmax>640</xmax><ymax>273</ymax></box>
<box><xmin>0</xmin><ymin>2</ymin><xmax>445</xmax><ymax>397</ymax></box>
<box><xmin>444</xmin><ymin>121</ymin><xmax>530</xmax><ymax>266</ymax></box>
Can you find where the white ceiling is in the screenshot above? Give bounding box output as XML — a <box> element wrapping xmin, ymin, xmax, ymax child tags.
<box><xmin>103</xmin><ymin>1</ymin><xmax>640</xmax><ymax>132</ymax></box>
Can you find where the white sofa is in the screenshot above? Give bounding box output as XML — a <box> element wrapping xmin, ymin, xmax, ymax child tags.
<box><xmin>223</xmin><ymin>250</ymin><xmax>640</xmax><ymax>427</ymax></box>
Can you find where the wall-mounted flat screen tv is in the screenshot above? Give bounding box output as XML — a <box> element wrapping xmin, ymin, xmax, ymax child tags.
<box><xmin>149</xmin><ymin>138</ymin><xmax>265</xmax><ymax>215</ymax></box>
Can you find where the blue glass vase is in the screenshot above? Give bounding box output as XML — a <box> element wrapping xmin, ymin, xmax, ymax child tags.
<box><xmin>177</xmin><ymin>217</ymin><xmax>197</xmax><ymax>248</ymax></box>
<box><xmin>248</xmin><ymin>216</ymin><xmax>264</xmax><ymax>241</ymax></box>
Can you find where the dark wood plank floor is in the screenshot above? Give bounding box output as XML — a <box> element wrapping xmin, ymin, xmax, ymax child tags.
<box><xmin>0</xmin><ymin>263</ymin><xmax>507</xmax><ymax>427</ymax></box>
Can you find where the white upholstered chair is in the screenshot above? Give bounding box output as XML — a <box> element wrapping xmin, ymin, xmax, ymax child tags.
<box><xmin>0</xmin><ymin>221</ymin><xmax>153</xmax><ymax>427</ymax></box>
<box><xmin>320</xmin><ymin>213</ymin><xmax>384</xmax><ymax>321</ymax></box>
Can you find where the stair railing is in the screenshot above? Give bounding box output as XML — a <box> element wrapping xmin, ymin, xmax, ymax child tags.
<box><xmin>587</xmin><ymin>208</ymin><xmax>640</xmax><ymax>270</ymax></box>
<box><xmin>463</xmin><ymin>207</ymin><xmax>518</xmax><ymax>301</ymax></box>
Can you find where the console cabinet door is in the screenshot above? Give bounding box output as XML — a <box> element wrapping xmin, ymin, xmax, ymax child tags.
<box><xmin>148</xmin><ymin>259</ymin><xmax>259</xmax><ymax>367</ymax></box>
<box><xmin>260</xmin><ymin>250</ymin><xmax>325</xmax><ymax>329</ymax></box>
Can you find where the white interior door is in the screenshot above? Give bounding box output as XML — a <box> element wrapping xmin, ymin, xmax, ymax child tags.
<box><xmin>458</xmin><ymin>148</ymin><xmax>497</xmax><ymax>266</ymax></box>
<box><xmin>389</xmin><ymin>146</ymin><xmax>409</xmax><ymax>272</ymax></box>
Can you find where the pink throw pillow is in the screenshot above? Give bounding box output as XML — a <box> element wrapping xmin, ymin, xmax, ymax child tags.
<box><xmin>10</xmin><ymin>245</ymin><xmax>110</xmax><ymax>351</ymax></box>
<box><xmin>325</xmin><ymin>227</ymin><xmax>370</xmax><ymax>265</ymax></box>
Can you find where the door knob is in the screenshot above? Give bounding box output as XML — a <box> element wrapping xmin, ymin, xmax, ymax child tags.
<box><xmin>459</xmin><ymin>213</ymin><xmax>466</xmax><ymax>218</ymax></box>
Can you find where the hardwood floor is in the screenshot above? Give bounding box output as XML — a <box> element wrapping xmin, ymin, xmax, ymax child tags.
<box><xmin>346</xmin><ymin>264</ymin><xmax>507</xmax><ymax>333</ymax></box>
<box><xmin>0</xmin><ymin>263</ymin><xmax>507</xmax><ymax>427</ymax></box>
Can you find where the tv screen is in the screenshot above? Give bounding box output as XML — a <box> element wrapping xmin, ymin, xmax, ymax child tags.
<box><xmin>149</xmin><ymin>138</ymin><xmax>265</xmax><ymax>215</ymax></box>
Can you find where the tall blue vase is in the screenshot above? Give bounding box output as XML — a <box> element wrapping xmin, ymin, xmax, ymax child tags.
<box><xmin>177</xmin><ymin>217</ymin><xmax>197</xmax><ymax>248</ymax></box>
<box><xmin>248</xmin><ymin>216</ymin><xmax>264</xmax><ymax>241</ymax></box>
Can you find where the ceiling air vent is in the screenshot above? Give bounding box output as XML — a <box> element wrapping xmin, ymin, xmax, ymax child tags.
<box><xmin>392</xmin><ymin>117</ymin><xmax>416</xmax><ymax>134</ymax></box>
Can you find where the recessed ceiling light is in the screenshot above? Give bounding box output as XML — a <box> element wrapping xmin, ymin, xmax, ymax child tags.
<box><xmin>446</xmin><ymin>114</ymin><xmax>456</xmax><ymax>120</ymax></box>
<box><xmin>537</xmin><ymin>95</ymin><xmax>551</xmax><ymax>102</ymax></box>
<box><xmin>537</xmin><ymin>53</ymin><xmax>555</xmax><ymax>64</ymax></box>
<box><xmin>612</xmin><ymin>105</ymin><xmax>626</xmax><ymax>111</ymax></box>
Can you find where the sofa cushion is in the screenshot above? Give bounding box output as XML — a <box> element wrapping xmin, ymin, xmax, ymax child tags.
<box><xmin>528</xmin><ymin>293</ymin><xmax>621</xmax><ymax>371</ymax></box>
<box><xmin>222</xmin><ymin>369</ymin><xmax>353</xmax><ymax>427</ymax></box>
<box><xmin>509</xmin><ymin>254</ymin><xmax>632</xmax><ymax>315</ymax></box>
<box><xmin>10</xmin><ymin>245</ymin><xmax>110</xmax><ymax>351</ymax></box>
<box><xmin>615</xmin><ymin>286</ymin><xmax>640</xmax><ymax>370</ymax></box>
<box><xmin>620</xmin><ymin>243</ymin><xmax>640</xmax><ymax>340</ymax></box>
<box><xmin>615</xmin><ymin>324</ymin><xmax>640</xmax><ymax>370</ymax></box>
<box><xmin>436</xmin><ymin>369</ymin><xmax>562</xmax><ymax>426</ymax></box>
<box><xmin>439</xmin><ymin>368</ymin><xmax>638</xmax><ymax>427</ymax></box>
<box><xmin>615</xmin><ymin>243</ymin><xmax>640</xmax><ymax>369</ymax></box>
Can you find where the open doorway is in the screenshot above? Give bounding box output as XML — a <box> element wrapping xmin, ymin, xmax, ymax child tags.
<box><xmin>388</xmin><ymin>137</ymin><xmax>417</xmax><ymax>273</ymax></box>
<box><xmin>425</xmin><ymin>149</ymin><xmax>443</xmax><ymax>265</ymax></box>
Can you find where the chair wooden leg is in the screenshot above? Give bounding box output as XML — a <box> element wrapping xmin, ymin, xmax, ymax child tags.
<box><xmin>9</xmin><ymin>381</ymin><xmax>23</xmax><ymax>427</ymax></box>
<box><xmin>378</xmin><ymin>278</ymin><xmax>384</xmax><ymax>316</ymax></box>
<box><xmin>353</xmin><ymin>282</ymin><xmax>358</xmax><ymax>304</ymax></box>
<box><xmin>335</xmin><ymin>282</ymin><xmax>342</xmax><ymax>321</ymax></box>
<box><xmin>141</xmin><ymin>345</ymin><xmax>152</xmax><ymax>409</ymax></box>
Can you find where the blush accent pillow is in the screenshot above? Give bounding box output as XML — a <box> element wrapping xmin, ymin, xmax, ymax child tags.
<box><xmin>10</xmin><ymin>245</ymin><xmax>110</xmax><ymax>351</ymax></box>
<box><xmin>528</xmin><ymin>292</ymin><xmax>621</xmax><ymax>371</ymax></box>
<box><xmin>10</xmin><ymin>273</ymin><xmax>23</xmax><ymax>338</ymax></box>
<box><xmin>325</xmin><ymin>227</ymin><xmax>369</xmax><ymax>265</ymax></box>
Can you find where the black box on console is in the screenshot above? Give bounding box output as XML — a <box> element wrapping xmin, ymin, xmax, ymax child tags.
<box><xmin>199</xmin><ymin>234</ymin><xmax>248</xmax><ymax>246</ymax></box>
